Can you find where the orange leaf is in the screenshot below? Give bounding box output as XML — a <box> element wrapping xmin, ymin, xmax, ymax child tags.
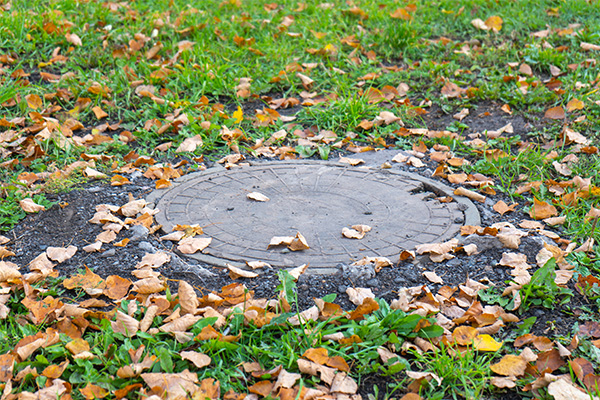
<box><xmin>25</xmin><ymin>94</ymin><xmax>42</xmax><ymax>109</ymax></box>
<box><xmin>529</xmin><ymin>198</ymin><xmax>558</xmax><ymax>220</ymax></box>
<box><xmin>156</xmin><ymin>179</ymin><xmax>172</xmax><ymax>189</ymax></box>
<box><xmin>493</xmin><ymin>200</ymin><xmax>517</xmax><ymax>215</ymax></box>
<box><xmin>104</xmin><ymin>275</ymin><xmax>132</xmax><ymax>300</ymax></box>
<box><xmin>349</xmin><ymin>297</ymin><xmax>379</xmax><ymax>320</ymax></box>
<box><xmin>248</xmin><ymin>380</ymin><xmax>274</xmax><ymax>397</ymax></box>
<box><xmin>42</xmin><ymin>360</ymin><xmax>69</xmax><ymax>379</ymax></box>
<box><xmin>326</xmin><ymin>356</ymin><xmax>350</xmax><ymax>372</ymax></box>
<box><xmin>544</xmin><ymin>106</ymin><xmax>565</xmax><ymax>119</ymax></box>
<box><xmin>66</xmin><ymin>338</ymin><xmax>90</xmax><ymax>355</ymax></box>
<box><xmin>111</xmin><ymin>175</ymin><xmax>130</xmax><ymax>186</ymax></box>
<box><xmin>79</xmin><ymin>382</ymin><xmax>109</xmax><ymax>399</ymax></box>
<box><xmin>303</xmin><ymin>348</ymin><xmax>329</xmax><ymax>365</ymax></box>
<box><xmin>92</xmin><ymin>106</ymin><xmax>108</xmax><ymax>119</ymax></box>
<box><xmin>452</xmin><ymin>326</ymin><xmax>478</xmax><ymax>345</ymax></box>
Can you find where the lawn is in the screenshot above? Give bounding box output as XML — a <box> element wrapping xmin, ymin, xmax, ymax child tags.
<box><xmin>1</xmin><ymin>0</ymin><xmax>600</xmax><ymax>399</ymax></box>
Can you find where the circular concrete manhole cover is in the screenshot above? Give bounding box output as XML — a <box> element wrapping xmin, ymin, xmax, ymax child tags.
<box><xmin>148</xmin><ymin>161</ymin><xmax>479</xmax><ymax>273</ymax></box>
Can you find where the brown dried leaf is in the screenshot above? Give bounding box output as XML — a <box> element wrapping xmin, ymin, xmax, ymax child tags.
<box><xmin>227</xmin><ymin>264</ymin><xmax>258</xmax><ymax>279</ymax></box>
<box><xmin>20</xmin><ymin>198</ymin><xmax>45</xmax><ymax>213</ymax></box>
<box><xmin>46</xmin><ymin>245</ymin><xmax>77</xmax><ymax>263</ymax></box>
<box><xmin>178</xmin><ymin>237</ymin><xmax>212</xmax><ymax>254</ymax></box>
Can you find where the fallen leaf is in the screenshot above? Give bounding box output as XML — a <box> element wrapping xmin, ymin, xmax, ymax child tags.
<box><xmin>473</xmin><ymin>334</ymin><xmax>503</xmax><ymax>351</ymax></box>
<box><xmin>529</xmin><ymin>198</ymin><xmax>558</xmax><ymax>220</ymax></box>
<box><xmin>141</xmin><ymin>370</ymin><xmax>199</xmax><ymax>400</ymax></box>
<box><xmin>180</xmin><ymin>351</ymin><xmax>211</xmax><ymax>368</ymax></box>
<box><xmin>346</xmin><ymin>287</ymin><xmax>375</xmax><ymax>306</ymax></box>
<box><xmin>227</xmin><ymin>264</ymin><xmax>258</xmax><ymax>279</ymax></box>
<box><xmin>547</xmin><ymin>378</ymin><xmax>594</xmax><ymax>400</ymax></box>
<box><xmin>20</xmin><ymin>198</ymin><xmax>45</xmax><ymax>213</ymax></box>
<box><xmin>339</xmin><ymin>157</ymin><xmax>364</xmax><ymax>166</ymax></box>
<box><xmin>288</xmin><ymin>232</ymin><xmax>309</xmax><ymax>251</ymax></box>
<box><xmin>65</xmin><ymin>33</ymin><xmax>82</xmax><ymax>46</ymax></box>
<box><xmin>79</xmin><ymin>383</ymin><xmax>109</xmax><ymax>400</ymax></box>
<box><xmin>178</xmin><ymin>237</ymin><xmax>212</xmax><ymax>254</ymax></box>
<box><xmin>454</xmin><ymin>187</ymin><xmax>486</xmax><ymax>202</ymax></box>
<box><xmin>247</xmin><ymin>192</ymin><xmax>270</xmax><ymax>202</ymax></box>
<box><xmin>545</xmin><ymin>106</ymin><xmax>565</xmax><ymax>119</ymax></box>
<box><xmin>490</xmin><ymin>354</ymin><xmax>527</xmax><ymax>376</ymax></box>
<box><xmin>566</xmin><ymin>98</ymin><xmax>585</xmax><ymax>112</ymax></box>
<box><xmin>493</xmin><ymin>201</ymin><xmax>517</xmax><ymax>215</ymax></box>
<box><xmin>423</xmin><ymin>271</ymin><xmax>444</xmax><ymax>284</ymax></box>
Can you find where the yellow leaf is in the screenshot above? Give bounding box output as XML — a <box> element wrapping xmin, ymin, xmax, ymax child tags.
<box><xmin>485</xmin><ymin>16</ymin><xmax>503</xmax><ymax>32</ymax></box>
<box><xmin>566</xmin><ymin>98</ymin><xmax>585</xmax><ymax>112</ymax></box>
<box><xmin>473</xmin><ymin>334</ymin><xmax>503</xmax><ymax>351</ymax></box>
<box><xmin>233</xmin><ymin>106</ymin><xmax>243</xmax><ymax>123</ymax></box>
<box><xmin>490</xmin><ymin>354</ymin><xmax>527</xmax><ymax>376</ymax></box>
<box><xmin>25</xmin><ymin>94</ymin><xmax>42</xmax><ymax>110</ymax></box>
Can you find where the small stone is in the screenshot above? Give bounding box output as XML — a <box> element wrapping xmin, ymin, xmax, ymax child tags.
<box><xmin>129</xmin><ymin>225</ymin><xmax>149</xmax><ymax>242</ymax></box>
<box><xmin>394</xmin><ymin>277</ymin><xmax>404</xmax><ymax>284</ymax></box>
<box><xmin>446</xmin><ymin>258</ymin><xmax>461</xmax><ymax>267</ymax></box>
<box><xmin>461</xmin><ymin>234</ymin><xmax>503</xmax><ymax>252</ymax></box>
<box><xmin>366</xmin><ymin>278</ymin><xmax>379</xmax><ymax>287</ymax></box>
<box><xmin>38</xmin><ymin>244</ymin><xmax>48</xmax><ymax>251</ymax></box>
<box><xmin>342</xmin><ymin>263</ymin><xmax>375</xmax><ymax>282</ymax></box>
<box><xmin>338</xmin><ymin>285</ymin><xmax>348</xmax><ymax>293</ymax></box>
<box><xmin>130</xmin><ymin>171</ymin><xmax>143</xmax><ymax>180</ymax></box>
<box><xmin>87</xmin><ymin>186</ymin><xmax>102</xmax><ymax>193</ymax></box>
<box><xmin>137</xmin><ymin>241</ymin><xmax>156</xmax><ymax>253</ymax></box>
<box><xmin>99</xmin><ymin>248</ymin><xmax>116</xmax><ymax>258</ymax></box>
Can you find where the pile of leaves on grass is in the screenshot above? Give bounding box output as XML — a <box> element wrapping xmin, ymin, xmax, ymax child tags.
<box><xmin>1</xmin><ymin>191</ymin><xmax>600</xmax><ymax>400</ymax></box>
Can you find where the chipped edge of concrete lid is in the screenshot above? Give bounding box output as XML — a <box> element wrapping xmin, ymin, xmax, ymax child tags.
<box><xmin>146</xmin><ymin>160</ymin><xmax>481</xmax><ymax>275</ymax></box>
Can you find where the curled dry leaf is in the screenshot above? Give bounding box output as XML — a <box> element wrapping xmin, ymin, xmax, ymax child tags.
<box><xmin>493</xmin><ymin>200</ymin><xmax>517</xmax><ymax>215</ymax></box>
<box><xmin>247</xmin><ymin>192</ymin><xmax>270</xmax><ymax>202</ymax></box>
<box><xmin>547</xmin><ymin>378</ymin><xmax>595</xmax><ymax>400</ymax></box>
<box><xmin>289</xmin><ymin>232</ymin><xmax>309</xmax><ymax>251</ymax></box>
<box><xmin>288</xmin><ymin>264</ymin><xmax>307</xmax><ymax>280</ymax></box>
<box><xmin>342</xmin><ymin>225</ymin><xmax>371</xmax><ymax>240</ymax></box>
<box><xmin>346</xmin><ymin>287</ymin><xmax>375</xmax><ymax>306</ymax></box>
<box><xmin>227</xmin><ymin>264</ymin><xmax>258</xmax><ymax>279</ymax></box>
<box><xmin>338</xmin><ymin>157</ymin><xmax>364</xmax><ymax>166</ymax></box>
<box><xmin>178</xmin><ymin>280</ymin><xmax>199</xmax><ymax>315</ymax></box>
<box><xmin>491</xmin><ymin>377</ymin><xmax>516</xmax><ymax>388</ymax></box>
<box><xmin>422</xmin><ymin>271</ymin><xmax>443</xmax><ymax>284</ymax></box>
<box><xmin>330</xmin><ymin>372</ymin><xmax>358</xmax><ymax>394</ymax></box>
<box><xmin>111</xmin><ymin>310</ymin><xmax>140</xmax><ymax>337</ymax></box>
<box><xmin>83</xmin><ymin>167</ymin><xmax>107</xmax><ymax>179</ymax></box>
<box><xmin>247</xmin><ymin>261</ymin><xmax>271</xmax><ymax>270</ymax></box>
<box><xmin>83</xmin><ymin>241</ymin><xmax>102</xmax><ymax>253</ymax></box>
<box><xmin>20</xmin><ymin>198</ymin><xmax>45</xmax><ymax>213</ymax></box>
<box><xmin>141</xmin><ymin>370</ymin><xmax>199</xmax><ymax>400</ymax></box>
<box><xmin>160</xmin><ymin>231</ymin><xmax>186</xmax><ymax>242</ymax></box>
<box><xmin>454</xmin><ymin>187</ymin><xmax>486</xmax><ymax>203</ymax></box>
